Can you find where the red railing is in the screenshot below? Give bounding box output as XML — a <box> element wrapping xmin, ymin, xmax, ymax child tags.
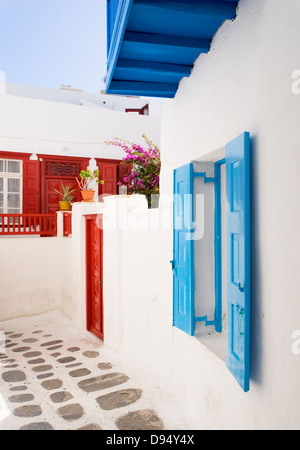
<box><xmin>63</xmin><ymin>212</ymin><xmax>72</xmax><ymax>237</ymax></box>
<box><xmin>0</xmin><ymin>214</ymin><xmax>57</xmax><ymax>236</ymax></box>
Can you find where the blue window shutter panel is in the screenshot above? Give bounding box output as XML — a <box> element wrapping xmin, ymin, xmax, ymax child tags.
<box><xmin>173</xmin><ymin>163</ymin><xmax>195</xmax><ymax>336</ymax></box>
<box><xmin>226</xmin><ymin>132</ymin><xmax>251</xmax><ymax>392</ymax></box>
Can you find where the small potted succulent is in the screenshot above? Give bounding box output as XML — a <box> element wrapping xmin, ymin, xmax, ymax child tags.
<box><xmin>53</xmin><ymin>182</ymin><xmax>76</xmax><ymax>210</ymax></box>
<box><xmin>77</xmin><ymin>169</ymin><xmax>104</xmax><ymax>202</ymax></box>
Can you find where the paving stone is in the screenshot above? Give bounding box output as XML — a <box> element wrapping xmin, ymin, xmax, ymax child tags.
<box><xmin>37</xmin><ymin>372</ymin><xmax>54</xmax><ymax>380</ymax></box>
<box><xmin>67</xmin><ymin>347</ymin><xmax>80</xmax><ymax>352</ymax></box>
<box><xmin>50</xmin><ymin>352</ymin><xmax>61</xmax><ymax>358</ymax></box>
<box><xmin>32</xmin><ymin>365</ymin><xmax>53</xmax><ymax>373</ymax></box>
<box><xmin>2</xmin><ymin>370</ymin><xmax>26</xmax><ymax>383</ymax></box>
<box><xmin>69</xmin><ymin>368</ymin><xmax>91</xmax><ymax>378</ymax></box>
<box><xmin>83</xmin><ymin>351</ymin><xmax>99</xmax><ymax>358</ymax></box>
<box><xmin>98</xmin><ymin>362</ymin><xmax>113</xmax><ymax>370</ymax></box>
<box><xmin>50</xmin><ymin>391</ymin><xmax>73</xmax><ymax>403</ymax></box>
<box><xmin>22</xmin><ymin>338</ymin><xmax>38</xmax><ymax>343</ymax></box>
<box><xmin>41</xmin><ymin>379</ymin><xmax>63</xmax><ymax>390</ymax></box>
<box><xmin>5</xmin><ymin>364</ymin><xmax>18</xmax><ymax>368</ymax></box>
<box><xmin>23</xmin><ymin>351</ymin><xmax>42</xmax><ymax>358</ymax></box>
<box><xmin>5</xmin><ymin>343</ymin><xmax>18</xmax><ymax>348</ymax></box>
<box><xmin>78</xmin><ymin>373</ymin><xmax>129</xmax><ymax>393</ymax></box>
<box><xmin>10</xmin><ymin>386</ymin><xmax>28</xmax><ymax>392</ymax></box>
<box><xmin>96</xmin><ymin>388</ymin><xmax>142</xmax><ymax>410</ymax></box>
<box><xmin>41</xmin><ymin>340</ymin><xmax>63</xmax><ymax>347</ymax></box>
<box><xmin>66</xmin><ymin>362</ymin><xmax>82</xmax><ymax>368</ymax></box>
<box><xmin>116</xmin><ymin>409</ymin><xmax>164</xmax><ymax>431</ymax></box>
<box><xmin>28</xmin><ymin>358</ymin><xmax>46</xmax><ymax>365</ymax></box>
<box><xmin>2</xmin><ymin>359</ymin><xmax>15</xmax><ymax>364</ymax></box>
<box><xmin>47</xmin><ymin>345</ymin><xmax>63</xmax><ymax>350</ymax></box>
<box><xmin>13</xmin><ymin>405</ymin><xmax>42</xmax><ymax>418</ymax></box>
<box><xmin>57</xmin><ymin>356</ymin><xmax>76</xmax><ymax>364</ymax></box>
<box><xmin>10</xmin><ymin>333</ymin><xmax>23</xmax><ymax>338</ymax></box>
<box><xmin>56</xmin><ymin>403</ymin><xmax>84</xmax><ymax>421</ymax></box>
<box><xmin>20</xmin><ymin>422</ymin><xmax>54</xmax><ymax>430</ymax></box>
<box><xmin>32</xmin><ymin>330</ymin><xmax>43</xmax><ymax>334</ymax></box>
<box><xmin>13</xmin><ymin>346</ymin><xmax>31</xmax><ymax>353</ymax></box>
<box><xmin>8</xmin><ymin>394</ymin><xmax>34</xmax><ymax>403</ymax></box>
<box><xmin>77</xmin><ymin>424</ymin><xmax>102</xmax><ymax>430</ymax></box>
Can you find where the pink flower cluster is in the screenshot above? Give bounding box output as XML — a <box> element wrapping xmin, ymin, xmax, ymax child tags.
<box><xmin>105</xmin><ymin>136</ymin><xmax>161</xmax><ymax>205</ymax></box>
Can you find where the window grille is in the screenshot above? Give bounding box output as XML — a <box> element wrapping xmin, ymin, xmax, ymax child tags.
<box><xmin>45</xmin><ymin>161</ymin><xmax>81</xmax><ymax>177</ymax></box>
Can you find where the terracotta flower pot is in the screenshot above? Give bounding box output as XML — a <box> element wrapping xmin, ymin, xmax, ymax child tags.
<box><xmin>59</xmin><ymin>201</ymin><xmax>71</xmax><ymax>210</ymax></box>
<box><xmin>81</xmin><ymin>190</ymin><xmax>95</xmax><ymax>202</ymax></box>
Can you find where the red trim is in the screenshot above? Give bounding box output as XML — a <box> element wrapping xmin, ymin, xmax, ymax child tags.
<box><xmin>125</xmin><ymin>104</ymin><xmax>149</xmax><ymax>115</ymax></box>
<box><xmin>85</xmin><ymin>214</ymin><xmax>103</xmax><ymax>340</ymax></box>
<box><xmin>0</xmin><ymin>151</ymin><xmax>31</xmax><ymax>161</ymax></box>
<box><xmin>63</xmin><ymin>212</ymin><xmax>72</xmax><ymax>237</ymax></box>
<box><xmin>0</xmin><ymin>214</ymin><xmax>57</xmax><ymax>236</ymax></box>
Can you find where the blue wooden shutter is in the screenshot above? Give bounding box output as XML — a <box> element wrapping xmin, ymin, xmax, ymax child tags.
<box><xmin>226</xmin><ymin>132</ymin><xmax>251</xmax><ymax>392</ymax></box>
<box><xmin>172</xmin><ymin>163</ymin><xmax>195</xmax><ymax>336</ymax></box>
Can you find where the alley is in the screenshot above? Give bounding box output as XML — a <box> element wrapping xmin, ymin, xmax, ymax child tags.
<box><xmin>0</xmin><ymin>311</ymin><xmax>192</xmax><ymax>431</ymax></box>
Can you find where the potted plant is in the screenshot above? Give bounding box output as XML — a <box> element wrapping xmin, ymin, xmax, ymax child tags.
<box><xmin>53</xmin><ymin>182</ymin><xmax>76</xmax><ymax>210</ymax></box>
<box><xmin>77</xmin><ymin>169</ymin><xmax>104</xmax><ymax>202</ymax></box>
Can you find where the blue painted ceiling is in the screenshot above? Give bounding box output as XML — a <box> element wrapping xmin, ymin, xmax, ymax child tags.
<box><xmin>106</xmin><ymin>0</ymin><xmax>239</xmax><ymax>98</ymax></box>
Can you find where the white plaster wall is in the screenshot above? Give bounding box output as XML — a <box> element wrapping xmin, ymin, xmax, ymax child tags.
<box><xmin>5</xmin><ymin>83</ymin><xmax>165</xmax><ymax>117</ymax></box>
<box><xmin>0</xmin><ymin>92</ymin><xmax>161</xmax><ymax>160</ymax></box>
<box><xmin>0</xmin><ymin>234</ymin><xmax>72</xmax><ymax>321</ymax></box>
<box><xmin>100</xmin><ymin>0</ymin><xmax>300</xmax><ymax>430</ymax></box>
<box><xmin>158</xmin><ymin>0</ymin><xmax>300</xmax><ymax>429</ymax></box>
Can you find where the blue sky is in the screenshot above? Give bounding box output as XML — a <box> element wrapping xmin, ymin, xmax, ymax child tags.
<box><xmin>0</xmin><ymin>0</ymin><xmax>107</xmax><ymax>93</ymax></box>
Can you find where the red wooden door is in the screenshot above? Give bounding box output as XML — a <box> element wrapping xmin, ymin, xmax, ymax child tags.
<box><xmin>86</xmin><ymin>214</ymin><xmax>103</xmax><ymax>340</ymax></box>
<box><xmin>23</xmin><ymin>160</ymin><xmax>40</xmax><ymax>214</ymax></box>
<box><xmin>45</xmin><ymin>178</ymin><xmax>79</xmax><ymax>214</ymax></box>
<box><xmin>101</xmin><ymin>163</ymin><xmax>117</xmax><ymax>196</ymax></box>
<box><xmin>39</xmin><ymin>156</ymin><xmax>89</xmax><ymax>214</ymax></box>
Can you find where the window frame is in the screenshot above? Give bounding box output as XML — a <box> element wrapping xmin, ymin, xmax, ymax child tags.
<box><xmin>0</xmin><ymin>158</ymin><xmax>23</xmax><ymax>214</ymax></box>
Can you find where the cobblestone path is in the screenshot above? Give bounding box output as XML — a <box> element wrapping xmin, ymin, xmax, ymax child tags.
<box><xmin>0</xmin><ymin>311</ymin><xmax>178</xmax><ymax>430</ymax></box>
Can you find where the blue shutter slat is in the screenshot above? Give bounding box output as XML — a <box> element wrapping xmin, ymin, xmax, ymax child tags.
<box><xmin>226</xmin><ymin>132</ymin><xmax>251</xmax><ymax>392</ymax></box>
<box><xmin>172</xmin><ymin>163</ymin><xmax>195</xmax><ymax>336</ymax></box>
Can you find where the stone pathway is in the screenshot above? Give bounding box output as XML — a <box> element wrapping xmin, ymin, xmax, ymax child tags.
<box><xmin>0</xmin><ymin>311</ymin><xmax>189</xmax><ymax>430</ymax></box>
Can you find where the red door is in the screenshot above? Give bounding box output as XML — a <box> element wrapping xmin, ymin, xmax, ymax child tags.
<box><xmin>39</xmin><ymin>156</ymin><xmax>89</xmax><ymax>214</ymax></box>
<box><xmin>23</xmin><ymin>160</ymin><xmax>40</xmax><ymax>214</ymax></box>
<box><xmin>45</xmin><ymin>178</ymin><xmax>79</xmax><ymax>214</ymax></box>
<box><xmin>85</xmin><ymin>214</ymin><xmax>103</xmax><ymax>340</ymax></box>
<box><xmin>101</xmin><ymin>163</ymin><xmax>117</xmax><ymax>196</ymax></box>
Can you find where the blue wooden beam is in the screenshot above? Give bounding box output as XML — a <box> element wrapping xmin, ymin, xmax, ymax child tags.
<box><xmin>120</xmin><ymin>32</ymin><xmax>210</xmax><ymax>65</ymax></box>
<box><xmin>114</xmin><ymin>59</ymin><xmax>192</xmax><ymax>84</ymax></box>
<box><xmin>106</xmin><ymin>0</ymin><xmax>134</xmax><ymax>94</ymax></box>
<box><xmin>127</xmin><ymin>0</ymin><xmax>238</xmax><ymax>39</ymax></box>
<box><xmin>107</xmin><ymin>80</ymin><xmax>178</xmax><ymax>98</ymax></box>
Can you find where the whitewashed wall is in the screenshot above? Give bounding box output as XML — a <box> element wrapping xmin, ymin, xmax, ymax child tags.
<box><xmin>0</xmin><ymin>89</ymin><xmax>161</xmax><ymax>160</ymax></box>
<box><xmin>0</xmin><ymin>217</ymin><xmax>72</xmax><ymax>321</ymax></box>
<box><xmin>158</xmin><ymin>0</ymin><xmax>300</xmax><ymax>429</ymax></box>
<box><xmin>100</xmin><ymin>0</ymin><xmax>300</xmax><ymax>430</ymax></box>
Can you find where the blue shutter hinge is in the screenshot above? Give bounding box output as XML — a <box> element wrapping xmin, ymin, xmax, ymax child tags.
<box><xmin>194</xmin><ymin>172</ymin><xmax>215</xmax><ymax>183</ymax></box>
<box><xmin>195</xmin><ymin>315</ymin><xmax>216</xmax><ymax>327</ymax></box>
<box><xmin>235</xmin><ymin>304</ymin><xmax>245</xmax><ymax>336</ymax></box>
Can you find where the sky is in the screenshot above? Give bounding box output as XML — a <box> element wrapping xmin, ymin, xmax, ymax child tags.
<box><xmin>0</xmin><ymin>0</ymin><xmax>107</xmax><ymax>93</ymax></box>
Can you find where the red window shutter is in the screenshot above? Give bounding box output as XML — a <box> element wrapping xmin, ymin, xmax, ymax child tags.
<box><xmin>101</xmin><ymin>163</ymin><xmax>117</xmax><ymax>195</ymax></box>
<box><xmin>23</xmin><ymin>160</ymin><xmax>40</xmax><ymax>213</ymax></box>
